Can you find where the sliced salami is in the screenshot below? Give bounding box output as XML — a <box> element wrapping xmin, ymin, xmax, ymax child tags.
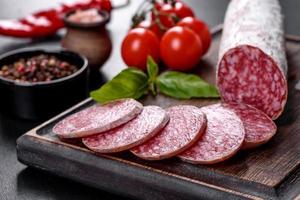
<box><xmin>224</xmin><ymin>103</ymin><xmax>277</xmax><ymax>149</ymax></box>
<box><xmin>217</xmin><ymin>0</ymin><xmax>287</xmax><ymax>120</ymax></box>
<box><xmin>131</xmin><ymin>105</ymin><xmax>206</xmax><ymax>160</ymax></box>
<box><xmin>53</xmin><ymin>99</ymin><xmax>143</xmax><ymax>138</ymax></box>
<box><xmin>179</xmin><ymin>104</ymin><xmax>245</xmax><ymax>164</ymax></box>
<box><xmin>82</xmin><ymin>106</ymin><xmax>169</xmax><ymax>153</ymax></box>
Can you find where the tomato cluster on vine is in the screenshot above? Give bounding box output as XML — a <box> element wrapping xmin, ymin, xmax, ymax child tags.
<box><xmin>121</xmin><ymin>0</ymin><xmax>211</xmax><ymax>71</ymax></box>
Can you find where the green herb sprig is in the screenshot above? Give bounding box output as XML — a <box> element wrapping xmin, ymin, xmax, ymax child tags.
<box><xmin>90</xmin><ymin>56</ymin><xmax>219</xmax><ymax>103</ymax></box>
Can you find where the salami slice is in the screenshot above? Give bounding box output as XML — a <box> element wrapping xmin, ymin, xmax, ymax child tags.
<box><xmin>179</xmin><ymin>104</ymin><xmax>245</xmax><ymax>164</ymax></box>
<box><xmin>53</xmin><ymin>99</ymin><xmax>143</xmax><ymax>138</ymax></box>
<box><xmin>82</xmin><ymin>106</ymin><xmax>169</xmax><ymax>153</ymax></box>
<box><xmin>224</xmin><ymin>103</ymin><xmax>277</xmax><ymax>149</ymax></box>
<box><xmin>131</xmin><ymin>105</ymin><xmax>206</xmax><ymax>160</ymax></box>
<box><xmin>217</xmin><ymin>0</ymin><xmax>287</xmax><ymax>120</ymax></box>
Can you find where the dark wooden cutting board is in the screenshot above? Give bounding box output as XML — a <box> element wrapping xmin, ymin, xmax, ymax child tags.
<box><xmin>16</xmin><ymin>29</ymin><xmax>300</xmax><ymax>200</ymax></box>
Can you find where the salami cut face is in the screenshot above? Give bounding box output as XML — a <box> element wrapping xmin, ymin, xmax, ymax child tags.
<box><xmin>53</xmin><ymin>99</ymin><xmax>143</xmax><ymax>138</ymax></box>
<box><xmin>224</xmin><ymin>103</ymin><xmax>277</xmax><ymax>149</ymax></box>
<box><xmin>217</xmin><ymin>0</ymin><xmax>287</xmax><ymax>120</ymax></box>
<box><xmin>131</xmin><ymin>105</ymin><xmax>206</xmax><ymax>160</ymax></box>
<box><xmin>179</xmin><ymin>104</ymin><xmax>245</xmax><ymax>164</ymax></box>
<box><xmin>82</xmin><ymin>106</ymin><xmax>169</xmax><ymax>153</ymax></box>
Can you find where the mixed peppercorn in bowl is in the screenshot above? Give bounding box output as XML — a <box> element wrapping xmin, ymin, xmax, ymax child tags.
<box><xmin>0</xmin><ymin>54</ymin><xmax>78</xmax><ymax>83</ymax></box>
<box><xmin>0</xmin><ymin>49</ymin><xmax>89</xmax><ymax>119</ymax></box>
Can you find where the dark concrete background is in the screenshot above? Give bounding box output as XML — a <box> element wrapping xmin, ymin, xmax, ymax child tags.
<box><xmin>0</xmin><ymin>0</ymin><xmax>299</xmax><ymax>199</ymax></box>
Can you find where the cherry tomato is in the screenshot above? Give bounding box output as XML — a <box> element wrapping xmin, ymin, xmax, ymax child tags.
<box><xmin>152</xmin><ymin>1</ymin><xmax>194</xmax><ymax>29</ymax></box>
<box><xmin>177</xmin><ymin>17</ymin><xmax>211</xmax><ymax>55</ymax></box>
<box><xmin>173</xmin><ymin>1</ymin><xmax>194</xmax><ymax>19</ymax></box>
<box><xmin>160</xmin><ymin>26</ymin><xmax>203</xmax><ymax>71</ymax></box>
<box><xmin>157</xmin><ymin>4</ymin><xmax>177</xmax><ymax>29</ymax></box>
<box><xmin>121</xmin><ymin>28</ymin><xmax>160</xmax><ymax>70</ymax></box>
<box><xmin>137</xmin><ymin>21</ymin><xmax>164</xmax><ymax>39</ymax></box>
<box><xmin>151</xmin><ymin>2</ymin><xmax>163</xmax><ymax>19</ymax></box>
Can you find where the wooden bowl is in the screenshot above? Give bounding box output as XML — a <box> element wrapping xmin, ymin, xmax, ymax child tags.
<box><xmin>62</xmin><ymin>9</ymin><xmax>112</xmax><ymax>70</ymax></box>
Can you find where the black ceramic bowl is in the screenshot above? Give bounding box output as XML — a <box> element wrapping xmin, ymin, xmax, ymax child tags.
<box><xmin>0</xmin><ymin>49</ymin><xmax>89</xmax><ymax>120</ymax></box>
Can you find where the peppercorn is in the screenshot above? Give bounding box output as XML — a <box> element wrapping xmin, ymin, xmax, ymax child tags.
<box><xmin>0</xmin><ymin>54</ymin><xmax>78</xmax><ymax>83</ymax></box>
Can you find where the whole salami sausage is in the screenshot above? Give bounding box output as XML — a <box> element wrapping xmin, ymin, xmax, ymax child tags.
<box><xmin>131</xmin><ymin>105</ymin><xmax>206</xmax><ymax>160</ymax></box>
<box><xmin>217</xmin><ymin>0</ymin><xmax>287</xmax><ymax>120</ymax></box>
<box><xmin>179</xmin><ymin>104</ymin><xmax>245</xmax><ymax>164</ymax></box>
<box><xmin>53</xmin><ymin>99</ymin><xmax>143</xmax><ymax>138</ymax></box>
<box><xmin>82</xmin><ymin>106</ymin><xmax>169</xmax><ymax>153</ymax></box>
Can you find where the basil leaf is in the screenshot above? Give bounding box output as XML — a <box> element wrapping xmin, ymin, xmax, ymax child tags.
<box><xmin>90</xmin><ymin>68</ymin><xmax>148</xmax><ymax>103</ymax></box>
<box><xmin>157</xmin><ymin>71</ymin><xmax>220</xmax><ymax>99</ymax></box>
<box><xmin>147</xmin><ymin>56</ymin><xmax>159</xmax><ymax>95</ymax></box>
<box><xmin>147</xmin><ymin>56</ymin><xmax>159</xmax><ymax>80</ymax></box>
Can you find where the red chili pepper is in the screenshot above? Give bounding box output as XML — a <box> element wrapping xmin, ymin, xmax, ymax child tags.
<box><xmin>0</xmin><ymin>0</ymin><xmax>112</xmax><ymax>38</ymax></box>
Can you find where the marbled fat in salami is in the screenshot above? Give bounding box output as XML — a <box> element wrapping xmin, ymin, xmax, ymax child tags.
<box><xmin>217</xmin><ymin>0</ymin><xmax>287</xmax><ymax>120</ymax></box>
<box><xmin>53</xmin><ymin>99</ymin><xmax>143</xmax><ymax>138</ymax></box>
<box><xmin>82</xmin><ymin>106</ymin><xmax>169</xmax><ymax>153</ymax></box>
<box><xmin>179</xmin><ymin>104</ymin><xmax>245</xmax><ymax>164</ymax></box>
<box><xmin>224</xmin><ymin>103</ymin><xmax>277</xmax><ymax>149</ymax></box>
<box><xmin>131</xmin><ymin>105</ymin><xmax>206</xmax><ymax>160</ymax></box>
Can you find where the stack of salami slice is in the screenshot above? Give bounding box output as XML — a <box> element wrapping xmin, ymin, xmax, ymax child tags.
<box><xmin>53</xmin><ymin>0</ymin><xmax>286</xmax><ymax>164</ymax></box>
<box><xmin>53</xmin><ymin>98</ymin><xmax>276</xmax><ymax>164</ymax></box>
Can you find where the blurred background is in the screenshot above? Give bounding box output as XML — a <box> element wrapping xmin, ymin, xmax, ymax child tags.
<box><xmin>0</xmin><ymin>0</ymin><xmax>299</xmax><ymax>200</ymax></box>
<box><xmin>0</xmin><ymin>0</ymin><xmax>299</xmax><ymax>80</ymax></box>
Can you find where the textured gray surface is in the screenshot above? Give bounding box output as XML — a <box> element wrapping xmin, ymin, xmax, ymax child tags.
<box><xmin>0</xmin><ymin>0</ymin><xmax>299</xmax><ymax>200</ymax></box>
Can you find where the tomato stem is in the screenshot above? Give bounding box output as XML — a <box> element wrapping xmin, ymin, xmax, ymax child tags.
<box><xmin>131</xmin><ymin>0</ymin><xmax>153</xmax><ymax>28</ymax></box>
<box><xmin>152</xmin><ymin>6</ymin><xmax>168</xmax><ymax>31</ymax></box>
<box><xmin>131</xmin><ymin>0</ymin><xmax>179</xmax><ymax>31</ymax></box>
